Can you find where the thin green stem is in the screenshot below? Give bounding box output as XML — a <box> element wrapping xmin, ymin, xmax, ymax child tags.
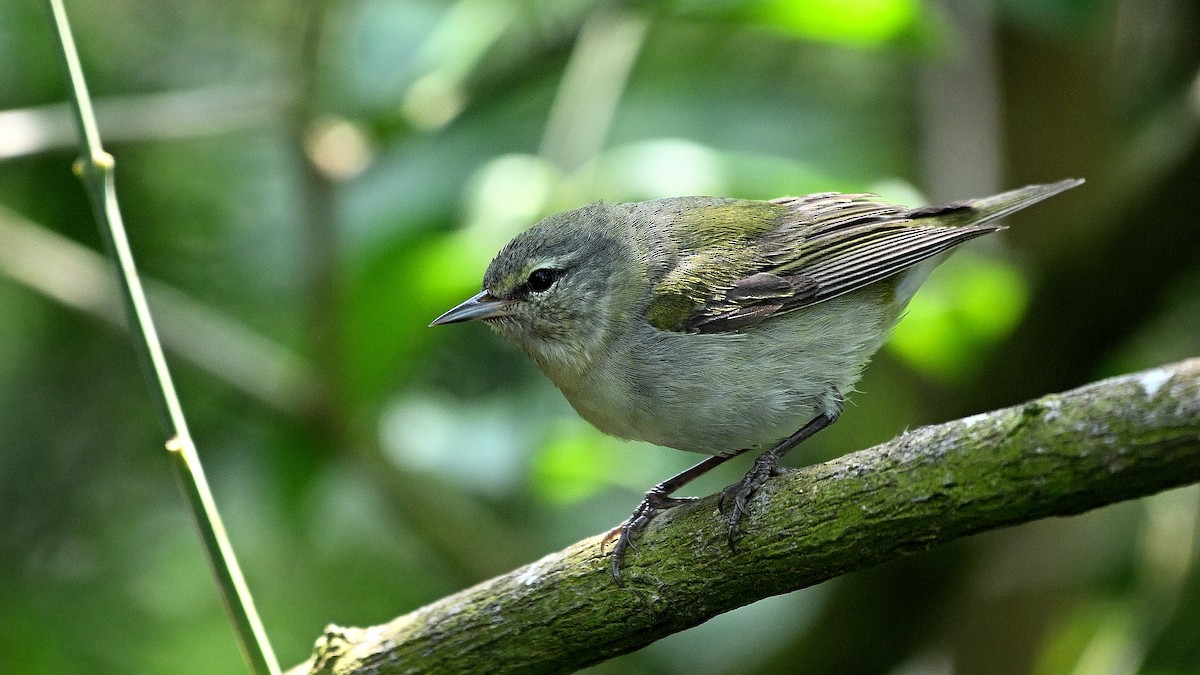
<box><xmin>43</xmin><ymin>1</ymin><xmax>280</xmax><ymax>673</ymax></box>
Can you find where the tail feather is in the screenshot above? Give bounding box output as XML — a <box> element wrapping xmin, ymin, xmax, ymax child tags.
<box><xmin>890</xmin><ymin>178</ymin><xmax>1083</xmax><ymax>304</ymax></box>
<box><xmin>915</xmin><ymin>178</ymin><xmax>1084</xmax><ymax>228</ymax></box>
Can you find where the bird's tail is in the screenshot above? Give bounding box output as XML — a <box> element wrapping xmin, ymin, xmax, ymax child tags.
<box><xmin>965</xmin><ymin>178</ymin><xmax>1084</xmax><ymax>226</ymax></box>
<box><xmin>890</xmin><ymin>178</ymin><xmax>1084</xmax><ymax>304</ymax></box>
<box><xmin>907</xmin><ymin>178</ymin><xmax>1085</xmax><ymax>228</ymax></box>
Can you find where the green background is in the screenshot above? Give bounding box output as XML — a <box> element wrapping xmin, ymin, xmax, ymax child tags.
<box><xmin>2</xmin><ymin>0</ymin><xmax>1199</xmax><ymax>672</ymax></box>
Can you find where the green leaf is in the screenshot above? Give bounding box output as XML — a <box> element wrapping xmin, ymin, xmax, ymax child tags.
<box><xmin>888</xmin><ymin>253</ymin><xmax>1030</xmax><ymax>381</ymax></box>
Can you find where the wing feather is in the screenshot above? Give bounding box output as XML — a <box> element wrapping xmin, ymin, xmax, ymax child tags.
<box><xmin>649</xmin><ymin>180</ymin><xmax>1081</xmax><ymax>334</ymax></box>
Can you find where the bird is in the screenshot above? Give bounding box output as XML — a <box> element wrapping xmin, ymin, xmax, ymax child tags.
<box><xmin>430</xmin><ymin>178</ymin><xmax>1083</xmax><ymax>580</ymax></box>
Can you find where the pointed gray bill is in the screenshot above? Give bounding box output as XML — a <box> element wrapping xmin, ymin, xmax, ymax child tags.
<box><xmin>429</xmin><ymin>291</ymin><xmax>513</xmax><ymax>326</ymax></box>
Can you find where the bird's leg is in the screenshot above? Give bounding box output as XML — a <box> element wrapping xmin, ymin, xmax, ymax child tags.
<box><xmin>602</xmin><ymin>452</ymin><xmax>742</xmax><ymax>581</ymax></box>
<box><xmin>719</xmin><ymin>398</ymin><xmax>843</xmax><ymax>548</ymax></box>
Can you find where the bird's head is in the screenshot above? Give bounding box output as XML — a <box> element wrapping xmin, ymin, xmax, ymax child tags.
<box><xmin>431</xmin><ymin>202</ymin><xmax>641</xmax><ymax>377</ymax></box>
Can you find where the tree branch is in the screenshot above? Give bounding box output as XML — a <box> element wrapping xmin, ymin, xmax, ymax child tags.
<box><xmin>291</xmin><ymin>358</ymin><xmax>1200</xmax><ymax>675</ymax></box>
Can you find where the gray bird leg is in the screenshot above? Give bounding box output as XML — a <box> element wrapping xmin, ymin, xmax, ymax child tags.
<box><xmin>604</xmin><ymin>451</ymin><xmax>745</xmax><ymax>582</ymax></box>
<box><xmin>720</xmin><ymin>398</ymin><xmax>844</xmax><ymax>548</ymax></box>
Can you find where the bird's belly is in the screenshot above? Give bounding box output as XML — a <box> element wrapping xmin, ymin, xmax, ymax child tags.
<box><xmin>582</xmin><ymin>383</ymin><xmax>823</xmax><ymax>456</ymax></box>
<box><xmin>560</xmin><ymin>294</ymin><xmax>895</xmax><ymax>455</ymax></box>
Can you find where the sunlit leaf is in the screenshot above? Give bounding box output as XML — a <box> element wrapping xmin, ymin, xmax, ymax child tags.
<box><xmin>744</xmin><ymin>0</ymin><xmax>921</xmax><ymax>45</ymax></box>
<box><xmin>888</xmin><ymin>253</ymin><xmax>1030</xmax><ymax>381</ymax></box>
<box><xmin>529</xmin><ymin>421</ymin><xmax>614</xmax><ymax>504</ymax></box>
<box><xmin>674</xmin><ymin>0</ymin><xmax>923</xmax><ymax>46</ymax></box>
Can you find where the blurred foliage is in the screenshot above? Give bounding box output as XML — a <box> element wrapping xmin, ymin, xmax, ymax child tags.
<box><xmin>2</xmin><ymin>0</ymin><xmax>1199</xmax><ymax>673</ymax></box>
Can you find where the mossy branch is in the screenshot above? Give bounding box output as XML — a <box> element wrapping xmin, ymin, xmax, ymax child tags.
<box><xmin>291</xmin><ymin>358</ymin><xmax>1200</xmax><ymax>675</ymax></box>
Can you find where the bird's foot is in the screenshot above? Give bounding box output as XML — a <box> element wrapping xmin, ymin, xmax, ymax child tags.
<box><xmin>717</xmin><ymin>453</ymin><xmax>782</xmax><ymax>549</ymax></box>
<box><xmin>601</xmin><ymin>488</ymin><xmax>697</xmax><ymax>582</ymax></box>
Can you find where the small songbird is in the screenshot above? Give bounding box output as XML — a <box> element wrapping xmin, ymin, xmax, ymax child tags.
<box><xmin>431</xmin><ymin>178</ymin><xmax>1082</xmax><ymax>580</ymax></box>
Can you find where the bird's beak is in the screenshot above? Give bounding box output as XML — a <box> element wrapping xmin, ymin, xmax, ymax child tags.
<box><xmin>429</xmin><ymin>291</ymin><xmax>513</xmax><ymax>326</ymax></box>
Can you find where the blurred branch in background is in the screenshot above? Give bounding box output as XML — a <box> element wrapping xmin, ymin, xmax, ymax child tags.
<box><xmin>539</xmin><ymin>8</ymin><xmax>647</xmax><ymax>171</ymax></box>
<box><xmin>287</xmin><ymin>0</ymin><xmax>344</xmax><ymax>446</ymax></box>
<box><xmin>0</xmin><ymin>206</ymin><xmax>320</xmax><ymax>415</ymax></box>
<box><xmin>0</xmin><ymin>85</ymin><xmax>285</xmax><ymax>160</ymax></box>
<box><xmin>918</xmin><ymin>0</ymin><xmax>1002</xmax><ymax>201</ymax></box>
<box><xmin>1105</xmin><ymin>65</ymin><xmax>1200</xmax><ymax>205</ymax></box>
<box><xmin>400</xmin><ymin>0</ymin><xmax>520</xmax><ymax>132</ymax></box>
<box><xmin>292</xmin><ymin>358</ymin><xmax>1200</xmax><ymax>675</ymax></box>
<box><xmin>281</xmin><ymin>0</ymin><xmax>534</xmax><ymax>588</ymax></box>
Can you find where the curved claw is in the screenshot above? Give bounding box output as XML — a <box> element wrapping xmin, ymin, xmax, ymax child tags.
<box><xmin>720</xmin><ymin>407</ymin><xmax>840</xmax><ymax>549</ymax></box>
<box><xmin>603</xmin><ymin>490</ymin><xmax>698</xmax><ymax>582</ymax></box>
<box><xmin>721</xmin><ymin>454</ymin><xmax>780</xmax><ymax>550</ymax></box>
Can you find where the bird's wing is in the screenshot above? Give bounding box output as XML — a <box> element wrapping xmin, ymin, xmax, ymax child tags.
<box><xmin>712</xmin><ymin>193</ymin><xmax>1005</xmax><ymax>333</ymax></box>
<box><xmin>648</xmin><ymin>181</ymin><xmax>1080</xmax><ymax>333</ymax></box>
<box><xmin>647</xmin><ymin>180</ymin><xmax>1080</xmax><ymax>334</ymax></box>
<box><xmin>643</xmin><ymin>192</ymin><xmax>990</xmax><ymax>333</ymax></box>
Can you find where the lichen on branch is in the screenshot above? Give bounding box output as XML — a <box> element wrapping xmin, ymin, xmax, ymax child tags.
<box><xmin>292</xmin><ymin>358</ymin><xmax>1200</xmax><ymax>675</ymax></box>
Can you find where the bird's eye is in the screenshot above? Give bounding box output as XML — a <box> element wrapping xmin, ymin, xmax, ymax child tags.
<box><xmin>527</xmin><ymin>268</ymin><xmax>561</xmax><ymax>293</ymax></box>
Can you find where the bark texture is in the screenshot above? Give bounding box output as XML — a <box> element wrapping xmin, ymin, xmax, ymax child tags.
<box><xmin>291</xmin><ymin>358</ymin><xmax>1200</xmax><ymax>675</ymax></box>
